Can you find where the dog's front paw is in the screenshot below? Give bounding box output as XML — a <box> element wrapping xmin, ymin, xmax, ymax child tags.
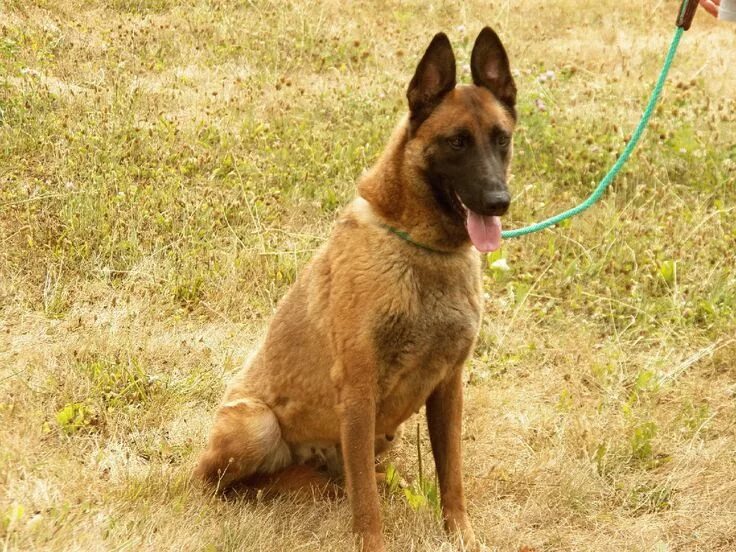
<box><xmin>444</xmin><ymin>511</ymin><xmax>479</xmax><ymax>551</ymax></box>
<box><xmin>456</xmin><ymin>529</ymin><xmax>479</xmax><ymax>552</ymax></box>
<box><xmin>358</xmin><ymin>532</ymin><xmax>386</xmax><ymax>552</ymax></box>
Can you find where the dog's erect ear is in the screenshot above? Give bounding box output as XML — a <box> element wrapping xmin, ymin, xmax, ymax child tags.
<box><xmin>407</xmin><ymin>33</ymin><xmax>456</xmax><ymax>129</ymax></box>
<box><xmin>470</xmin><ymin>26</ymin><xmax>516</xmax><ymax>112</ymax></box>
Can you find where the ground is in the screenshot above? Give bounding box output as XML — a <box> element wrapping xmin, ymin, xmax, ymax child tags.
<box><xmin>1</xmin><ymin>1</ymin><xmax>735</xmax><ymax>550</ymax></box>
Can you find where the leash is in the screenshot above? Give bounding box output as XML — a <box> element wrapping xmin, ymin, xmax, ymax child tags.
<box><xmin>381</xmin><ymin>1</ymin><xmax>699</xmax><ymax>251</ymax></box>
<box><xmin>501</xmin><ymin>0</ymin><xmax>698</xmax><ymax>239</ymax></box>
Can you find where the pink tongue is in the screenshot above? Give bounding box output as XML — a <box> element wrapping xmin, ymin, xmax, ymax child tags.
<box><xmin>466</xmin><ymin>211</ymin><xmax>502</xmax><ymax>252</ymax></box>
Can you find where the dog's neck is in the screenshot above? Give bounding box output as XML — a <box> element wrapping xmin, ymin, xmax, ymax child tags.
<box><xmin>357</xmin><ymin>116</ymin><xmax>471</xmax><ymax>253</ymax></box>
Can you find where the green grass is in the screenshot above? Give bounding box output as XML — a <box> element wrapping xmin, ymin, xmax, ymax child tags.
<box><xmin>1</xmin><ymin>1</ymin><xmax>735</xmax><ymax>550</ymax></box>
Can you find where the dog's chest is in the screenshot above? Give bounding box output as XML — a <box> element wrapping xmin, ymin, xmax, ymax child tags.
<box><xmin>371</xmin><ymin>262</ymin><xmax>481</xmax><ymax>426</ymax></box>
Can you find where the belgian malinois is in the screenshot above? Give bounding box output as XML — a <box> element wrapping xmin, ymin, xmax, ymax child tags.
<box><xmin>195</xmin><ymin>26</ymin><xmax>517</xmax><ymax>551</ymax></box>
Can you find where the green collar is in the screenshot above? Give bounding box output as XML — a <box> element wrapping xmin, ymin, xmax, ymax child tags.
<box><xmin>379</xmin><ymin>223</ymin><xmax>448</xmax><ymax>254</ymax></box>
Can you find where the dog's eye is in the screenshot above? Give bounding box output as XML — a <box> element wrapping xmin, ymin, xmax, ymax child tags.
<box><xmin>496</xmin><ymin>133</ymin><xmax>511</xmax><ymax>148</ymax></box>
<box><xmin>447</xmin><ymin>134</ymin><xmax>469</xmax><ymax>150</ymax></box>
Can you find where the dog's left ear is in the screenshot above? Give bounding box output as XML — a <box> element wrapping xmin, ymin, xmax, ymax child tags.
<box><xmin>471</xmin><ymin>26</ymin><xmax>516</xmax><ymax>112</ymax></box>
<box><xmin>407</xmin><ymin>32</ymin><xmax>456</xmax><ymax>130</ymax></box>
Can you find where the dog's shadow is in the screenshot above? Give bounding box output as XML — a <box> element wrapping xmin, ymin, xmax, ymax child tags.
<box><xmin>217</xmin><ymin>462</ymin><xmax>403</xmax><ymax>505</ymax></box>
<box><xmin>217</xmin><ymin>463</ymin><xmax>346</xmax><ymax>503</ymax></box>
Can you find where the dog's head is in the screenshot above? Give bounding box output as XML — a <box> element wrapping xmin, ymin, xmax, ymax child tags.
<box><xmin>407</xmin><ymin>28</ymin><xmax>516</xmax><ymax>252</ymax></box>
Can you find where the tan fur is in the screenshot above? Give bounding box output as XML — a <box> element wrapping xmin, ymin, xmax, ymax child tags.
<box><xmin>195</xmin><ymin>76</ymin><xmax>514</xmax><ymax>552</ymax></box>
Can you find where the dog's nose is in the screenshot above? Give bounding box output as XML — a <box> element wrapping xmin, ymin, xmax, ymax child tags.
<box><xmin>481</xmin><ymin>189</ymin><xmax>510</xmax><ymax>216</ymax></box>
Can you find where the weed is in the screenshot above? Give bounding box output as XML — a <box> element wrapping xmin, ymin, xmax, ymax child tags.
<box><xmin>628</xmin><ymin>483</ymin><xmax>674</xmax><ymax>514</ymax></box>
<box><xmin>55</xmin><ymin>402</ymin><xmax>96</xmax><ymax>434</ymax></box>
<box><xmin>81</xmin><ymin>357</ymin><xmax>156</xmax><ymax>410</ymax></box>
<box><xmin>679</xmin><ymin>400</ymin><xmax>711</xmax><ymax>436</ymax></box>
<box><xmin>630</xmin><ymin>421</ymin><xmax>662</xmax><ymax>465</ymax></box>
<box><xmin>384</xmin><ymin>425</ymin><xmax>441</xmax><ymax>516</ymax></box>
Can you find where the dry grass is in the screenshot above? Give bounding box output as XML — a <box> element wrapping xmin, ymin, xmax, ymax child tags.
<box><xmin>1</xmin><ymin>1</ymin><xmax>735</xmax><ymax>550</ymax></box>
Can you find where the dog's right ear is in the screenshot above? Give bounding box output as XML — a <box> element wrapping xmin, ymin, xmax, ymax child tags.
<box><xmin>406</xmin><ymin>33</ymin><xmax>456</xmax><ymax>131</ymax></box>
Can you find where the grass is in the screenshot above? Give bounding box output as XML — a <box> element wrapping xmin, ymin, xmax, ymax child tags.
<box><xmin>1</xmin><ymin>0</ymin><xmax>735</xmax><ymax>550</ymax></box>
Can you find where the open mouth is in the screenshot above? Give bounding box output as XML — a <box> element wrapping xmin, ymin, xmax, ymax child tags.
<box><xmin>454</xmin><ymin>194</ymin><xmax>503</xmax><ymax>253</ymax></box>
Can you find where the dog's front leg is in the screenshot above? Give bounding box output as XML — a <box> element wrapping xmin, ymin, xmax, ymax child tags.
<box><xmin>426</xmin><ymin>365</ymin><xmax>478</xmax><ymax>551</ymax></box>
<box><xmin>338</xmin><ymin>386</ymin><xmax>385</xmax><ymax>552</ymax></box>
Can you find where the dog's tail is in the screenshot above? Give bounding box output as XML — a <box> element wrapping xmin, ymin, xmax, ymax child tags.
<box><xmin>193</xmin><ymin>398</ymin><xmax>291</xmax><ymax>488</ymax></box>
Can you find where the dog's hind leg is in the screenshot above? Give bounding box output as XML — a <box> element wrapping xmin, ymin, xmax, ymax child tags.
<box><xmin>194</xmin><ymin>398</ymin><xmax>291</xmax><ymax>488</ymax></box>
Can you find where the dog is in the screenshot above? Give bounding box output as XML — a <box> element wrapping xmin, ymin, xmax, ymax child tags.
<box><xmin>194</xmin><ymin>26</ymin><xmax>517</xmax><ymax>552</ymax></box>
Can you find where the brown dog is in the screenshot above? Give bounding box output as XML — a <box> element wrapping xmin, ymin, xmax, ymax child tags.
<box><xmin>195</xmin><ymin>27</ymin><xmax>517</xmax><ymax>551</ymax></box>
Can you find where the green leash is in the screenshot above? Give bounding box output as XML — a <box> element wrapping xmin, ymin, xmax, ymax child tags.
<box><xmin>503</xmin><ymin>0</ymin><xmax>703</xmax><ymax>240</ymax></box>
<box><xmin>382</xmin><ymin>0</ymin><xmax>696</xmax><ymax>250</ymax></box>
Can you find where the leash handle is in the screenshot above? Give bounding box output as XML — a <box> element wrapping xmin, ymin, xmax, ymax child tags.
<box><xmin>677</xmin><ymin>0</ymin><xmax>699</xmax><ymax>30</ymax></box>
